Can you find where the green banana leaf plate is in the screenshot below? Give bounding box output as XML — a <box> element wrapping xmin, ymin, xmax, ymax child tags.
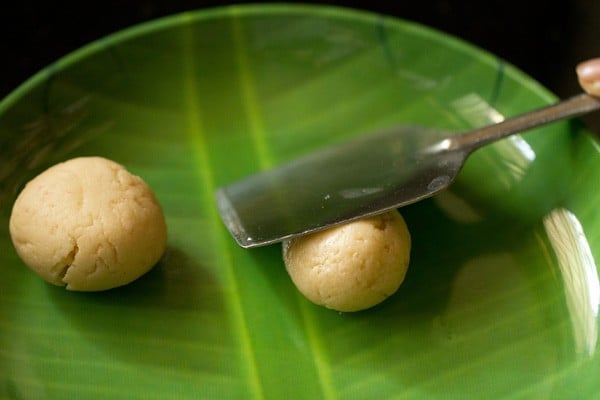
<box><xmin>1</xmin><ymin>4</ymin><xmax>599</xmax><ymax>399</ymax></box>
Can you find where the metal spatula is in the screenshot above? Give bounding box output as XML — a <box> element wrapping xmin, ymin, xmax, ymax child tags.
<box><xmin>216</xmin><ymin>93</ymin><xmax>600</xmax><ymax>248</ymax></box>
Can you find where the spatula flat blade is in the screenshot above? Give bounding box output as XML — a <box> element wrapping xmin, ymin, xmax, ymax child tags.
<box><xmin>215</xmin><ymin>127</ymin><xmax>465</xmax><ymax>248</ymax></box>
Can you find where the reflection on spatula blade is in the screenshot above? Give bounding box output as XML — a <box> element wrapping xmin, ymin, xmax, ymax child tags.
<box><xmin>216</xmin><ymin>93</ymin><xmax>600</xmax><ymax>248</ymax></box>
<box><xmin>216</xmin><ymin>127</ymin><xmax>463</xmax><ymax>248</ymax></box>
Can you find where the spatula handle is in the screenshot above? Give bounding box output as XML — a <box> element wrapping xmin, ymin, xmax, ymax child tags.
<box><xmin>453</xmin><ymin>93</ymin><xmax>600</xmax><ymax>153</ymax></box>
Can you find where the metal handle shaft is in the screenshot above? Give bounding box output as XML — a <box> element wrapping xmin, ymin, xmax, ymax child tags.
<box><xmin>452</xmin><ymin>93</ymin><xmax>600</xmax><ymax>153</ymax></box>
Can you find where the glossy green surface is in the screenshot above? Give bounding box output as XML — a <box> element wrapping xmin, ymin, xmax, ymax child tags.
<box><xmin>1</xmin><ymin>4</ymin><xmax>599</xmax><ymax>399</ymax></box>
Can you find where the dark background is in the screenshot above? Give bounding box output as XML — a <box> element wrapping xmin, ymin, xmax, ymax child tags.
<box><xmin>1</xmin><ymin>0</ymin><xmax>599</xmax><ymax>131</ymax></box>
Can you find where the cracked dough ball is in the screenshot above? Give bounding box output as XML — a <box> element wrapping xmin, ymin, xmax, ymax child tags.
<box><xmin>283</xmin><ymin>210</ymin><xmax>411</xmax><ymax>312</ymax></box>
<box><xmin>9</xmin><ymin>157</ymin><xmax>167</xmax><ymax>291</ymax></box>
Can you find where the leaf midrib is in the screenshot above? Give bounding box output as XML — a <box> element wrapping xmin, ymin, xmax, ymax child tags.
<box><xmin>181</xmin><ymin>17</ymin><xmax>264</xmax><ymax>400</ymax></box>
<box><xmin>228</xmin><ymin>9</ymin><xmax>336</xmax><ymax>400</ymax></box>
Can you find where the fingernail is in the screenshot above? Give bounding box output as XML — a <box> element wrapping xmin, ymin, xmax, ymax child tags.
<box><xmin>576</xmin><ymin>58</ymin><xmax>600</xmax><ymax>79</ymax></box>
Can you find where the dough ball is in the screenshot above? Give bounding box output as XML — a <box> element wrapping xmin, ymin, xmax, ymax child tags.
<box><xmin>283</xmin><ymin>210</ymin><xmax>411</xmax><ymax>312</ymax></box>
<box><xmin>9</xmin><ymin>157</ymin><xmax>167</xmax><ymax>291</ymax></box>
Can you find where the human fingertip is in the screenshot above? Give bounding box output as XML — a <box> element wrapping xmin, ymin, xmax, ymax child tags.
<box><xmin>576</xmin><ymin>58</ymin><xmax>600</xmax><ymax>80</ymax></box>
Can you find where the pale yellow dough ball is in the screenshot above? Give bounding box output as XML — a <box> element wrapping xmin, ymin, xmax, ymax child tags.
<box><xmin>9</xmin><ymin>157</ymin><xmax>167</xmax><ymax>291</ymax></box>
<box><xmin>283</xmin><ymin>210</ymin><xmax>411</xmax><ymax>312</ymax></box>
